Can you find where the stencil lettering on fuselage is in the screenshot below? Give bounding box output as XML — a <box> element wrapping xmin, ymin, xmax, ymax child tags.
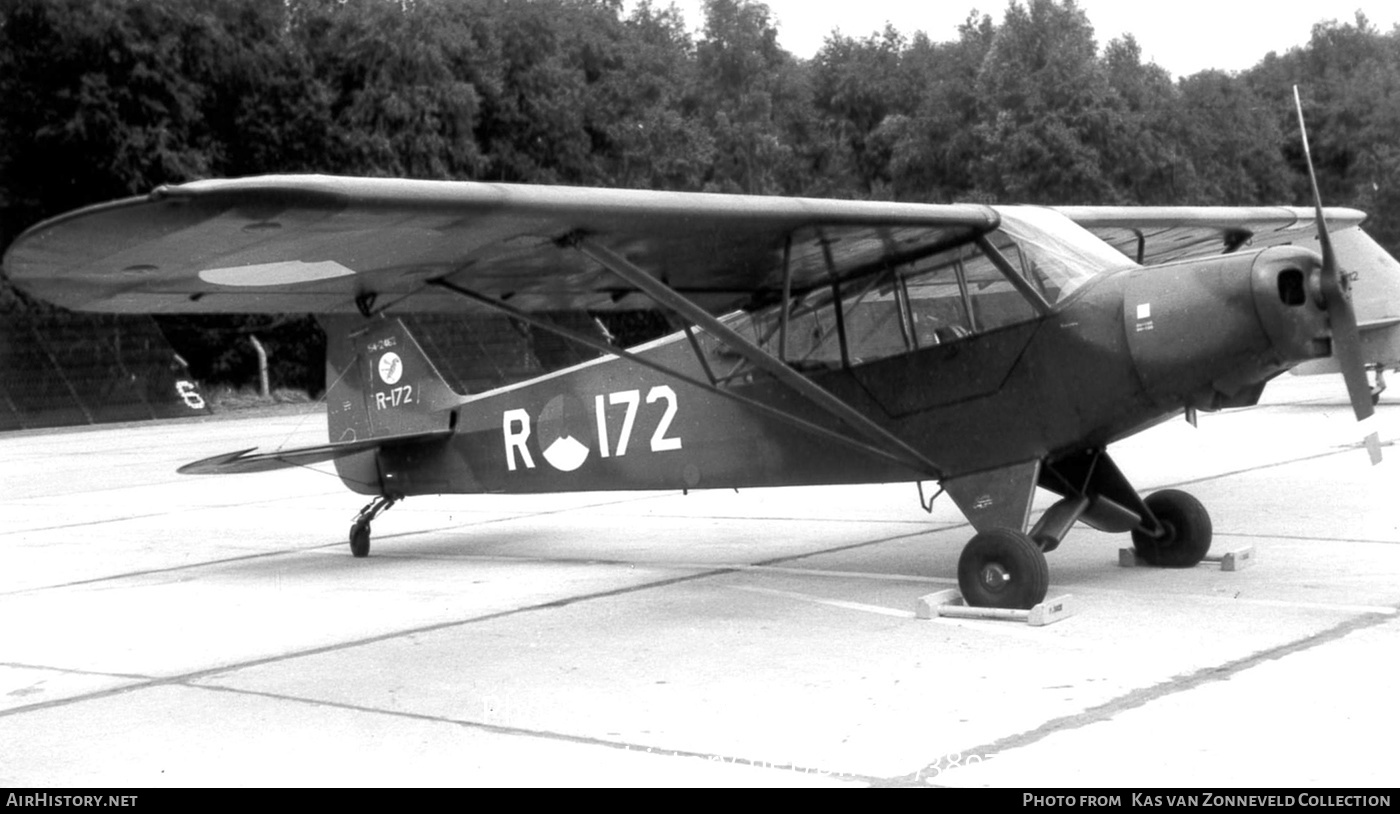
<box><xmin>504</xmin><ymin>386</ymin><xmax>683</xmax><ymax>473</ymax></box>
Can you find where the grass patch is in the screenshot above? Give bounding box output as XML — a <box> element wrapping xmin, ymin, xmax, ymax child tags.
<box><xmin>204</xmin><ymin>385</ymin><xmax>313</xmax><ymax>412</ymax></box>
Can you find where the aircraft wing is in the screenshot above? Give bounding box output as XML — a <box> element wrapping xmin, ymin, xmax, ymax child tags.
<box><xmin>1054</xmin><ymin>205</ymin><xmax>1368</xmax><ymax>266</ymax></box>
<box><xmin>4</xmin><ymin>175</ymin><xmax>999</xmax><ymax>316</ymax></box>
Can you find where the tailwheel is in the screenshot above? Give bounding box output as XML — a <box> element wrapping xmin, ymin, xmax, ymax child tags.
<box><xmin>957</xmin><ymin>528</ymin><xmax>1050</xmax><ymax>610</ymax></box>
<box><xmin>349</xmin><ymin>520</ymin><xmax>371</xmax><ymax>558</ymax></box>
<box><xmin>1131</xmin><ymin>489</ymin><xmax>1212</xmax><ymax>567</ymax></box>
<box><xmin>348</xmin><ymin>495</ymin><xmax>398</xmax><ymax>558</ymax></box>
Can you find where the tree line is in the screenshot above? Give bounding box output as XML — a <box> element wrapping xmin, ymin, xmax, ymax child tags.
<box><xmin>3</xmin><ymin>0</ymin><xmax>1399</xmax><ymax>390</ymax></box>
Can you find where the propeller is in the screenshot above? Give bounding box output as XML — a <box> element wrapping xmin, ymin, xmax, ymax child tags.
<box><xmin>1293</xmin><ymin>86</ymin><xmax>1375</xmax><ymax>422</ymax></box>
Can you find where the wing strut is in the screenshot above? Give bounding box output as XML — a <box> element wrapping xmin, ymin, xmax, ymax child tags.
<box><xmin>426</xmin><ymin>277</ymin><xmax>934</xmax><ymax>476</ymax></box>
<box><xmin>572</xmin><ymin>237</ymin><xmax>946</xmax><ymax>479</ymax></box>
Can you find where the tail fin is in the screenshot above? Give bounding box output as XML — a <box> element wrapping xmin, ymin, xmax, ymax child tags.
<box><xmin>321</xmin><ymin>316</ymin><xmax>460</xmax><ymax>443</ymax></box>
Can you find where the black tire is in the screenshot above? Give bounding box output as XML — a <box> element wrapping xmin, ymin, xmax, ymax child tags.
<box><xmin>349</xmin><ymin>521</ymin><xmax>371</xmax><ymax>558</ymax></box>
<box><xmin>957</xmin><ymin>528</ymin><xmax>1050</xmax><ymax>610</ymax></box>
<box><xmin>1131</xmin><ymin>489</ymin><xmax>1212</xmax><ymax>567</ymax></box>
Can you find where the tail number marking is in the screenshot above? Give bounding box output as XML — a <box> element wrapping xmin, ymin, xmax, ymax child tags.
<box><xmin>374</xmin><ymin>385</ymin><xmax>414</xmax><ymax>410</ymax></box>
<box><xmin>645</xmin><ymin>386</ymin><xmax>683</xmax><ymax>452</ymax></box>
<box><xmin>596</xmin><ymin>386</ymin><xmax>682</xmax><ymax>458</ymax></box>
<box><xmin>503</xmin><ymin>409</ymin><xmax>535</xmax><ymax>471</ymax></box>
<box><xmin>506</xmin><ymin>386</ymin><xmax>682</xmax><ymax>471</ymax></box>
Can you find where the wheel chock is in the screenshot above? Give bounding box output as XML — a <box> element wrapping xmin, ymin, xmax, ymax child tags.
<box><xmin>1205</xmin><ymin>546</ymin><xmax>1256</xmax><ymax>571</ymax></box>
<box><xmin>1118</xmin><ymin>546</ymin><xmax>1255</xmax><ymax>571</ymax></box>
<box><xmin>915</xmin><ymin>589</ymin><xmax>1075</xmax><ymax>626</ymax></box>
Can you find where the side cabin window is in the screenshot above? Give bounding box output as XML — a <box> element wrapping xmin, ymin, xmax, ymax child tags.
<box><xmin>693</xmin><ymin>207</ymin><xmax>1130</xmax><ymax>384</ymax></box>
<box><xmin>719</xmin><ymin>231</ymin><xmax>1046</xmax><ymax>374</ymax></box>
<box><xmin>902</xmin><ymin>232</ymin><xmax>1041</xmax><ymax>346</ymax></box>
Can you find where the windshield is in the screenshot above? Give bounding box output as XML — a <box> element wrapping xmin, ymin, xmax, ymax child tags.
<box><xmin>991</xmin><ymin>206</ymin><xmax>1139</xmax><ymax>302</ymax></box>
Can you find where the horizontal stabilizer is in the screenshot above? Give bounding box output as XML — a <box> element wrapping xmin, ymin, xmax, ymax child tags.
<box><xmin>178</xmin><ymin>429</ymin><xmax>452</xmax><ymax>475</ymax></box>
<box><xmin>1291</xmin><ymin>317</ymin><xmax>1400</xmax><ymax>376</ymax></box>
<box><xmin>1357</xmin><ymin>316</ymin><xmax>1400</xmax><ymax>333</ymax></box>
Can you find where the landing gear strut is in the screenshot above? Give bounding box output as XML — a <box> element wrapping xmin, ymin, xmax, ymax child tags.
<box><xmin>349</xmin><ymin>495</ymin><xmax>399</xmax><ymax>557</ymax></box>
<box><xmin>946</xmin><ymin>451</ymin><xmax>1220</xmax><ymax>609</ymax></box>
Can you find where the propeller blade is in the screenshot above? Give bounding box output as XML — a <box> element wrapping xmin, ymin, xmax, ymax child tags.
<box><xmin>1294</xmin><ymin>86</ymin><xmax>1374</xmax><ymax>421</ymax></box>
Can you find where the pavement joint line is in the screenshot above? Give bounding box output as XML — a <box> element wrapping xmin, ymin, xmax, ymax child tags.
<box><xmin>1191</xmin><ymin>597</ymin><xmax>1397</xmax><ymax>615</ymax></box>
<box><xmin>0</xmin><ymin>482</ymin><xmax>667</xmax><ymax>536</ymax></box>
<box><xmin>315</xmin><ymin>547</ymin><xmax>1400</xmax><ymax>615</ymax></box>
<box><xmin>541</xmin><ymin>512</ymin><xmax>953</xmax><ymax>526</ymax></box>
<box><xmin>180</xmin><ymin>682</ymin><xmax>875</xmax><ymax>785</ymax></box>
<box><xmin>1000</xmin><ymin>579</ymin><xmax>1399</xmax><ymax>616</ymax></box>
<box><xmin>365</xmin><ymin>550</ymin><xmax>959</xmax><ymax>585</ymax></box>
<box><xmin>0</xmin><ymin>491</ymin><xmax>349</xmax><ymax>535</ymax></box>
<box><xmin>0</xmin><ymin>549</ymin><xmax>309</xmax><ymax>598</ymax></box>
<box><xmin>0</xmin><ymin>661</ymin><xmax>155</xmax><ymax>681</ymax></box>
<box><xmin>881</xmin><ymin>608</ymin><xmax>1400</xmax><ymax>788</ymax></box>
<box><xmin>0</xmin><ymin>493</ymin><xmax>680</xmax><ymax>596</ymax></box>
<box><xmin>725</xmin><ymin>585</ymin><xmax>916</xmax><ymax>618</ymax></box>
<box><xmin>1215</xmin><ymin>530</ymin><xmax>1400</xmax><ymax>546</ymax></box>
<box><xmin>702</xmin><ymin>562</ymin><xmax>956</xmax><ymax>585</ymax></box>
<box><xmin>7</xmin><ymin>502</ymin><xmax>1389</xmax><ymax>617</ymax></box>
<box><xmin>362</xmin><ymin>492</ymin><xmax>684</xmax><ymax>542</ymax></box>
<box><xmin>2</xmin><ymin>503</ymin><xmax>946</xmax><ymax>597</ymax></box>
<box><xmin>0</xmin><ymin>473</ymin><xmax>343</xmax><ymax>504</ymax></box>
<box><xmin>0</xmin><ymin>526</ymin><xmax>936</xmax><ymax>721</ymax></box>
<box><xmin>1147</xmin><ymin>443</ymin><xmax>1380</xmax><ymax>491</ymax></box>
<box><xmin>366</xmin><ymin>514</ymin><xmax>936</xmax><ymax>546</ymax></box>
<box><xmin>755</xmin><ymin>528</ymin><xmax>954</xmax><ymax>566</ymax></box>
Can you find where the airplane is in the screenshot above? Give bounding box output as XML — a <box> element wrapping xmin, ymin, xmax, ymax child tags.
<box><xmin>1059</xmin><ymin>206</ymin><xmax>1400</xmax><ymax>399</ymax></box>
<box><xmin>2</xmin><ymin>142</ymin><xmax>1378</xmax><ymax>612</ymax></box>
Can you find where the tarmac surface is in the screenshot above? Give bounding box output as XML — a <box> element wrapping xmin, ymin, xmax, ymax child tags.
<box><xmin>1</xmin><ymin>374</ymin><xmax>1397</xmax><ymax>787</ymax></box>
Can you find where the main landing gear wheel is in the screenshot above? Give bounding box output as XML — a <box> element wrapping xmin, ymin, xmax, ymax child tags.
<box><xmin>957</xmin><ymin>528</ymin><xmax>1050</xmax><ymax>610</ymax></box>
<box><xmin>1131</xmin><ymin>489</ymin><xmax>1212</xmax><ymax>568</ymax></box>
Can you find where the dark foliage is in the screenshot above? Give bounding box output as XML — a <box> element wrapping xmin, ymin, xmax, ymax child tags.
<box><xmin>3</xmin><ymin>0</ymin><xmax>1397</xmax><ymax>391</ymax></box>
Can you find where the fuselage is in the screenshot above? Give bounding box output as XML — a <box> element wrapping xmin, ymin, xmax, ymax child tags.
<box><xmin>334</xmin><ymin>229</ymin><xmax>1333</xmax><ymax>499</ymax></box>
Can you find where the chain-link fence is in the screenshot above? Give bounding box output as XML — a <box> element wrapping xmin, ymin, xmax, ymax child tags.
<box><xmin>0</xmin><ymin>298</ymin><xmax>209</xmax><ymax>431</ymax></box>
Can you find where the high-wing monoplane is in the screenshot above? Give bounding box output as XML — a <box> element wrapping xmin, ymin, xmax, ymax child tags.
<box><xmin>3</xmin><ymin>170</ymin><xmax>1376</xmax><ymax>610</ymax></box>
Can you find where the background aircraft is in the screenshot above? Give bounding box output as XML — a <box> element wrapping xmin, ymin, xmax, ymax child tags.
<box><xmin>1</xmin><ymin>174</ymin><xmax>1375</xmax><ymax>610</ymax></box>
<box><xmin>1062</xmin><ymin>206</ymin><xmax>1400</xmax><ymax>398</ymax></box>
